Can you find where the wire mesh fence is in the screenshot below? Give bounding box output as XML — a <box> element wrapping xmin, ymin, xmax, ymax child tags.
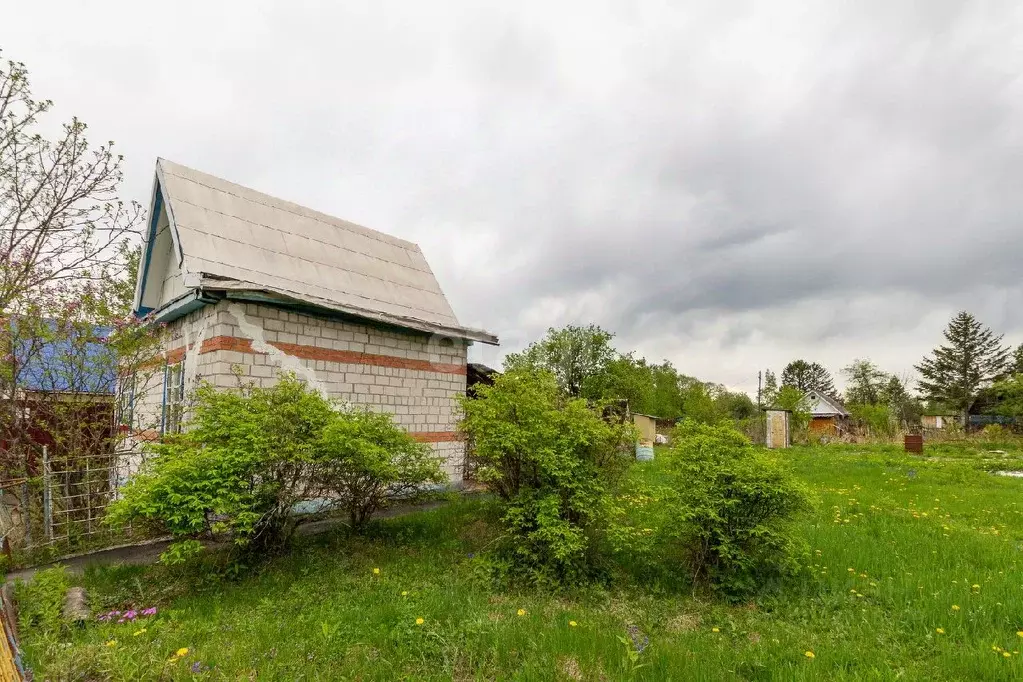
<box><xmin>0</xmin><ymin>442</ymin><xmax>148</xmax><ymax>566</ymax></box>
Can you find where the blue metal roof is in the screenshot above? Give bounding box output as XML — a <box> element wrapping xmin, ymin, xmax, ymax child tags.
<box><xmin>15</xmin><ymin>321</ymin><xmax>117</xmax><ymax>394</ymax></box>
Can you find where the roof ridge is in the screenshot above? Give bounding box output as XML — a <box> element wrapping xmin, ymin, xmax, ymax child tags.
<box><xmin>158</xmin><ymin>159</ymin><xmax>420</xmax><ymax>252</ymax></box>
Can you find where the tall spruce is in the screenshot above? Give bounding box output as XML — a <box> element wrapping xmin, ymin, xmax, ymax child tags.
<box><xmin>781</xmin><ymin>359</ymin><xmax>836</xmax><ymax>396</ymax></box>
<box><xmin>915</xmin><ymin>311</ymin><xmax>1009</xmax><ymax>421</ymax></box>
<box><xmin>1012</xmin><ymin>344</ymin><xmax>1023</xmax><ymax>376</ymax></box>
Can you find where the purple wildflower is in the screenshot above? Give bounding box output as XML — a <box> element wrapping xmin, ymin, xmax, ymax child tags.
<box><xmin>191</xmin><ymin>661</ymin><xmax>201</xmax><ymax>673</ymax></box>
<box><xmin>141</xmin><ymin>607</ymin><xmax>157</xmax><ymax>616</ymax></box>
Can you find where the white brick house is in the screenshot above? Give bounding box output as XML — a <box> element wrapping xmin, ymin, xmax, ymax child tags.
<box><xmin>125</xmin><ymin>159</ymin><xmax>498</xmax><ymax>481</ymax></box>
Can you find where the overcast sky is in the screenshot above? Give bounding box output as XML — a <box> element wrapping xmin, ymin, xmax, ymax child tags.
<box><xmin>5</xmin><ymin>1</ymin><xmax>1023</xmax><ymax>395</ymax></box>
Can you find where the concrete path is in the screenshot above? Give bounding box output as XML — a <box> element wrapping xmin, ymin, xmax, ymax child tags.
<box><xmin>6</xmin><ymin>500</ymin><xmax>448</xmax><ymax>585</ymax></box>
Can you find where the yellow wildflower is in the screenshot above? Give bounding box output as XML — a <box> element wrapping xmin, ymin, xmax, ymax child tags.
<box><xmin>711</xmin><ymin>627</ymin><xmax>720</xmax><ymax>633</ymax></box>
<box><xmin>972</xmin><ymin>584</ymin><xmax>980</xmax><ymax>590</ymax></box>
<box><xmin>373</xmin><ymin>568</ymin><xmax>380</xmax><ymax>575</ymax></box>
<box><xmin>176</xmin><ymin>648</ymin><xmax>189</xmax><ymax>657</ymax></box>
<box><xmin>105</xmin><ymin>640</ymin><xmax>117</xmax><ymax>647</ymax></box>
<box><xmin>517</xmin><ymin>609</ymin><xmax>527</xmax><ymax>617</ymax></box>
<box><xmin>415</xmin><ymin>617</ymin><xmax>424</xmax><ymax>625</ymax></box>
<box><xmin>1004</xmin><ymin>652</ymin><xmax>1012</xmax><ymax>658</ymax></box>
<box><xmin>401</xmin><ymin>591</ymin><xmax>408</xmax><ymax>597</ymax></box>
<box><xmin>133</xmin><ymin>628</ymin><xmax>147</xmax><ymax>636</ymax></box>
<box><xmin>936</xmin><ymin>628</ymin><xmax>945</xmax><ymax>635</ymax></box>
<box><xmin>804</xmin><ymin>651</ymin><xmax>815</xmax><ymax>659</ymax></box>
<box><xmin>1017</xmin><ymin>631</ymin><xmax>1023</xmax><ymax>637</ymax></box>
<box><xmin>951</xmin><ymin>605</ymin><xmax>960</xmax><ymax>611</ymax></box>
<box><xmin>569</xmin><ymin>621</ymin><xmax>578</xmax><ymax>627</ymax></box>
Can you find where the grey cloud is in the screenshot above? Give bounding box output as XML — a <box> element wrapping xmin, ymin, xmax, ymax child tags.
<box><xmin>4</xmin><ymin>0</ymin><xmax>1022</xmax><ymax>392</ymax></box>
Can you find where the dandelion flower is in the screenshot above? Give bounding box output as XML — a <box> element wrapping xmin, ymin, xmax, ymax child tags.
<box><xmin>804</xmin><ymin>651</ymin><xmax>815</xmax><ymax>659</ymax></box>
<box><xmin>401</xmin><ymin>591</ymin><xmax>408</xmax><ymax>597</ymax></box>
<box><xmin>105</xmin><ymin>640</ymin><xmax>117</xmax><ymax>647</ymax></box>
<box><xmin>176</xmin><ymin>648</ymin><xmax>189</xmax><ymax>657</ymax></box>
<box><xmin>569</xmin><ymin>621</ymin><xmax>578</xmax><ymax>627</ymax></box>
<box><xmin>517</xmin><ymin>609</ymin><xmax>527</xmax><ymax>617</ymax></box>
<box><xmin>1004</xmin><ymin>652</ymin><xmax>1012</xmax><ymax>658</ymax></box>
<box><xmin>415</xmin><ymin>617</ymin><xmax>424</xmax><ymax>625</ymax></box>
<box><xmin>711</xmin><ymin>627</ymin><xmax>720</xmax><ymax>633</ymax></box>
<box><xmin>1017</xmin><ymin>631</ymin><xmax>1023</xmax><ymax>637</ymax></box>
<box><xmin>373</xmin><ymin>568</ymin><xmax>380</xmax><ymax>575</ymax></box>
<box><xmin>951</xmin><ymin>605</ymin><xmax>960</xmax><ymax>611</ymax></box>
<box><xmin>936</xmin><ymin>628</ymin><xmax>945</xmax><ymax>634</ymax></box>
<box><xmin>972</xmin><ymin>584</ymin><xmax>980</xmax><ymax>590</ymax></box>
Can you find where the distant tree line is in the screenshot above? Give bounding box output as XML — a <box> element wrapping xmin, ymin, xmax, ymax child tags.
<box><xmin>503</xmin><ymin>325</ymin><xmax>758</xmax><ymax>425</ymax></box>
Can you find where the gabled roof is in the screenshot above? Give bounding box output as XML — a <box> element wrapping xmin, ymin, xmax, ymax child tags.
<box><xmin>806</xmin><ymin>390</ymin><xmax>850</xmax><ymax>417</ymax></box>
<box><xmin>134</xmin><ymin>159</ymin><xmax>498</xmax><ymax>344</ymax></box>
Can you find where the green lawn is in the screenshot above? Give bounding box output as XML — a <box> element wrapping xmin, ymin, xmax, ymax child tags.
<box><xmin>17</xmin><ymin>443</ymin><xmax>1023</xmax><ymax>681</ymax></box>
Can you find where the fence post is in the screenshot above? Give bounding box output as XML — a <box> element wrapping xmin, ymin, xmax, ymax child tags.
<box><xmin>42</xmin><ymin>445</ymin><xmax>53</xmax><ymax>542</ymax></box>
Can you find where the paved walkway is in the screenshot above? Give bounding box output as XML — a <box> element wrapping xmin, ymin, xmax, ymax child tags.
<box><xmin>6</xmin><ymin>500</ymin><xmax>448</xmax><ymax>585</ymax></box>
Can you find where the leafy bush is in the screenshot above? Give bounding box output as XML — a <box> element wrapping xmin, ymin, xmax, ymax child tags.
<box><xmin>15</xmin><ymin>565</ymin><xmax>71</xmax><ymax>635</ymax></box>
<box><xmin>107</xmin><ymin>375</ymin><xmax>444</xmax><ymax>564</ymax></box>
<box><xmin>662</xmin><ymin>421</ymin><xmax>810</xmax><ymax>598</ymax></box>
<box><xmin>459</xmin><ymin>369</ymin><xmax>635</xmax><ymax>585</ymax></box>
<box><xmin>315</xmin><ymin>409</ymin><xmax>444</xmax><ymax>530</ymax></box>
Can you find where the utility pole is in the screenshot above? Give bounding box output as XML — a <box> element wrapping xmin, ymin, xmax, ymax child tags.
<box><xmin>757</xmin><ymin>370</ymin><xmax>762</xmax><ymax>409</ymax></box>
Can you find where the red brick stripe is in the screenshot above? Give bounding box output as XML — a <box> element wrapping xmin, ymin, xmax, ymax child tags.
<box><xmin>162</xmin><ymin>335</ymin><xmax>467</xmax><ymax>375</ymax></box>
<box><xmin>126</xmin><ymin>429</ymin><xmax>458</xmax><ymax>444</ymax></box>
<box><xmin>410</xmin><ymin>431</ymin><xmax>461</xmax><ymax>443</ymax></box>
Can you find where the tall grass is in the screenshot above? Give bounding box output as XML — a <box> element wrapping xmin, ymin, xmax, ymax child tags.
<box><xmin>16</xmin><ymin>444</ymin><xmax>1023</xmax><ymax>680</ymax></box>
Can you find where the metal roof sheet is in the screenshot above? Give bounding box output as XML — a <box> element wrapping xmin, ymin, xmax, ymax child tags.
<box><xmin>150</xmin><ymin>159</ymin><xmax>497</xmax><ymax>344</ymax></box>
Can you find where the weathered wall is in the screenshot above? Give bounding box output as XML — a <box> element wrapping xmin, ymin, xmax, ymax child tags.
<box><xmin>129</xmin><ymin>300</ymin><xmax>469</xmax><ymax>481</ymax></box>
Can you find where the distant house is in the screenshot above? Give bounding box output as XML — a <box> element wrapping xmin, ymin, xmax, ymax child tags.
<box><xmin>127</xmin><ymin>159</ymin><xmax>499</xmax><ymax>482</ymax></box>
<box><xmin>2</xmin><ymin>320</ymin><xmax>117</xmax><ymax>457</ymax></box>
<box><xmin>805</xmin><ymin>390</ymin><xmax>850</xmax><ymax>437</ymax></box>
<box><xmin>921</xmin><ymin>414</ymin><xmax>958</xmax><ymax>429</ymax></box>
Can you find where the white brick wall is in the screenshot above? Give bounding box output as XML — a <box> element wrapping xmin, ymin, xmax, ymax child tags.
<box><xmin>129</xmin><ymin>300</ymin><xmax>471</xmax><ymax>481</ymax></box>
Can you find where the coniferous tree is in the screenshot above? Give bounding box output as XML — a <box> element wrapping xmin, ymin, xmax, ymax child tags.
<box><xmin>781</xmin><ymin>359</ymin><xmax>836</xmax><ymax>396</ymax></box>
<box><xmin>915</xmin><ymin>311</ymin><xmax>1010</xmax><ymax>421</ymax></box>
<box><xmin>1012</xmin><ymin>344</ymin><xmax>1023</xmax><ymax>376</ymax></box>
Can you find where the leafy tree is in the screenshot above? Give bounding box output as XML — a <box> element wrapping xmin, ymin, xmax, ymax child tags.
<box><xmin>781</xmin><ymin>360</ymin><xmax>835</xmax><ymax>396</ymax></box>
<box><xmin>458</xmin><ymin>369</ymin><xmax>635</xmax><ymax>585</ymax></box>
<box><xmin>0</xmin><ymin>52</ymin><xmax>141</xmax><ymax>315</ymax></box>
<box><xmin>991</xmin><ymin>375</ymin><xmax>1023</xmax><ymax>419</ymax></box>
<box><xmin>915</xmin><ymin>311</ymin><xmax>1010</xmax><ymax>421</ymax></box>
<box><xmin>775</xmin><ymin>385</ymin><xmax>811</xmax><ymax>435</ymax></box>
<box><xmin>760</xmin><ymin>369</ymin><xmax>779</xmax><ymax>408</ymax></box>
<box><xmin>503</xmin><ymin>325</ymin><xmax>616</xmax><ymax>398</ymax></box>
<box><xmin>842</xmin><ymin>359</ymin><xmax>888</xmax><ymax>405</ymax></box>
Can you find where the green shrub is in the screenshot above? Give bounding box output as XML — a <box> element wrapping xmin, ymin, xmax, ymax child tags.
<box><xmin>107</xmin><ymin>374</ymin><xmax>444</xmax><ymax>565</ymax></box>
<box><xmin>663</xmin><ymin>421</ymin><xmax>810</xmax><ymax>598</ymax></box>
<box><xmin>315</xmin><ymin>409</ymin><xmax>445</xmax><ymax>530</ymax></box>
<box><xmin>15</xmin><ymin>565</ymin><xmax>70</xmax><ymax>635</ymax></box>
<box><xmin>459</xmin><ymin>369</ymin><xmax>635</xmax><ymax>586</ymax></box>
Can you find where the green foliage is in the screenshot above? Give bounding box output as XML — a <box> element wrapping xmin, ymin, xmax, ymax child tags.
<box><xmin>14</xmin><ymin>565</ymin><xmax>71</xmax><ymax>635</ymax></box>
<box><xmin>315</xmin><ymin>409</ymin><xmax>445</xmax><ymax>529</ymax></box>
<box><xmin>503</xmin><ymin>324</ymin><xmax>617</xmax><ymax>398</ymax></box>
<box><xmin>842</xmin><ymin>359</ymin><xmax>888</xmax><ymax>405</ymax></box>
<box><xmin>916</xmin><ymin>311</ymin><xmax>1011</xmax><ymax>418</ymax></box>
<box><xmin>107</xmin><ymin>375</ymin><xmax>441</xmax><ymax>565</ymax></box>
<box><xmin>847</xmin><ymin>402</ymin><xmax>897</xmax><ymax>439</ymax></box>
<box><xmin>662</xmin><ymin>421</ymin><xmax>810</xmax><ymax>598</ymax></box>
<box><xmin>459</xmin><ymin>369</ymin><xmax>636</xmax><ymax>585</ymax></box>
<box><xmin>781</xmin><ymin>360</ymin><xmax>836</xmax><ymax>396</ymax></box>
<box><xmin>775</xmin><ymin>385</ymin><xmax>811</xmax><ymax>434</ymax></box>
<box><xmin>990</xmin><ymin>374</ymin><xmax>1023</xmax><ymax>419</ymax></box>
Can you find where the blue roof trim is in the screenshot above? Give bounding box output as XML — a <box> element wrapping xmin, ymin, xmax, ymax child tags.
<box><xmin>135</xmin><ymin>182</ymin><xmax>164</xmax><ymax>317</ymax></box>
